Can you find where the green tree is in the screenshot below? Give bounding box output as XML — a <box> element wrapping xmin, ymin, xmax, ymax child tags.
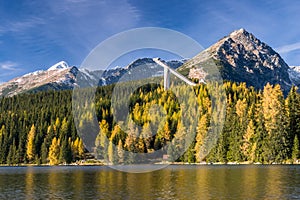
<box><xmin>292</xmin><ymin>135</ymin><xmax>299</xmax><ymax>162</ymax></box>
<box><xmin>286</xmin><ymin>86</ymin><xmax>300</xmax><ymax>155</ymax></box>
<box><xmin>41</xmin><ymin>138</ymin><xmax>48</xmax><ymax>164</ymax></box>
<box><xmin>59</xmin><ymin>137</ymin><xmax>72</xmax><ymax>164</ymax></box>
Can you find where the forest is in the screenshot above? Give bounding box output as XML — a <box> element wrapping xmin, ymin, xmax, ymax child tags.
<box><xmin>0</xmin><ymin>81</ymin><xmax>299</xmax><ymax>165</ymax></box>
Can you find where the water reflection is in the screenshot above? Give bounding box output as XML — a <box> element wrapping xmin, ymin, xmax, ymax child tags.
<box><xmin>0</xmin><ymin>165</ymin><xmax>299</xmax><ymax>199</ymax></box>
<box><xmin>25</xmin><ymin>167</ymin><xmax>34</xmax><ymax>200</ymax></box>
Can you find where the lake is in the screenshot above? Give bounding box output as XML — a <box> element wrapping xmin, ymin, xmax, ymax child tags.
<box><xmin>0</xmin><ymin>165</ymin><xmax>299</xmax><ymax>199</ymax></box>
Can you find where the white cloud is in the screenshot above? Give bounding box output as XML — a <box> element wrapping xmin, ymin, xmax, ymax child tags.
<box><xmin>0</xmin><ymin>61</ymin><xmax>18</xmax><ymax>71</ymax></box>
<box><xmin>276</xmin><ymin>42</ymin><xmax>300</xmax><ymax>54</ymax></box>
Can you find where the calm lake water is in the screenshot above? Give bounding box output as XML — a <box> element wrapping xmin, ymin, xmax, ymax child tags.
<box><xmin>0</xmin><ymin>165</ymin><xmax>299</xmax><ymax>199</ymax></box>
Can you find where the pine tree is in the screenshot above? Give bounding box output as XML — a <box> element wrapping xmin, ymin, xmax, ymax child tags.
<box><xmin>60</xmin><ymin>118</ymin><xmax>69</xmax><ymax>139</ymax></box>
<box><xmin>194</xmin><ymin>114</ymin><xmax>209</xmax><ymax>162</ymax></box>
<box><xmin>0</xmin><ymin>126</ymin><xmax>7</xmax><ymax>164</ymax></box>
<box><xmin>141</xmin><ymin>123</ymin><xmax>153</xmax><ymax>152</ymax></box>
<box><xmin>26</xmin><ymin>124</ymin><xmax>36</xmax><ymax>162</ymax></box>
<box><xmin>59</xmin><ymin>137</ymin><xmax>72</xmax><ymax>164</ymax></box>
<box><xmin>254</xmin><ymin>97</ymin><xmax>268</xmax><ymax>163</ymax></box>
<box><xmin>117</xmin><ymin>139</ymin><xmax>124</xmax><ymax>164</ymax></box>
<box><xmin>7</xmin><ymin>141</ymin><xmax>17</xmax><ymax>165</ymax></box>
<box><xmin>241</xmin><ymin>119</ymin><xmax>256</xmax><ymax>162</ymax></box>
<box><xmin>49</xmin><ymin>137</ymin><xmax>60</xmax><ymax>165</ymax></box>
<box><xmin>72</xmin><ymin>137</ymin><xmax>79</xmax><ymax>160</ymax></box>
<box><xmin>108</xmin><ymin>141</ymin><xmax>115</xmax><ymax>164</ymax></box>
<box><xmin>173</xmin><ymin>121</ymin><xmax>188</xmax><ymax>161</ymax></box>
<box><xmin>95</xmin><ymin>120</ymin><xmax>109</xmax><ymax>160</ymax></box>
<box><xmin>78</xmin><ymin>138</ymin><xmax>85</xmax><ymax>159</ymax></box>
<box><xmin>292</xmin><ymin>135</ymin><xmax>299</xmax><ymax>162</ymax></box>
<box><xmin>262</xmin><ymin>84</ymin><xmax>289</xmax><ymax>163</ymax></box>
<box><xmin>286</xmin><ymin>86</ymin><xmax>300</xmax><ymax>156</ymax></box>
<box><xmin>41</xmin><ymin>138</ymin><xmax>48</xmax><ymax>164</ymax></box>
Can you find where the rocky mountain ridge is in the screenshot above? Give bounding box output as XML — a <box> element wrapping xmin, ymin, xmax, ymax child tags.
<box><xmin>0</xmin><ymin>58</ymin><xmax>184</xmax><ymax>97</ymax></box>
<box><xmin>0</xmin><ymin>28</ymin><xmax>299</xmax><ymax>97</ymax></box>
<box><xmin>178</xmin><ymin>28</ymin><xmax>293</xmax><ymax>92</ymax></box>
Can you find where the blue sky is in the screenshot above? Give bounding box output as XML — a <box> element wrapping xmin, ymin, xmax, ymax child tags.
<box><xmin>0</xmin><ymin>0</ymin><xmax>299</xmax><ymax>82</ymax></box>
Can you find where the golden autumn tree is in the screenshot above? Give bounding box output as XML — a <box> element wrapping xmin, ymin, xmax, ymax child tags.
<box><xmin>240</xmin><ymin>119</ymin><xmax>256</xmax><ymax>162</ymax></box>
<box><xmin>49</xmin><ymin>137</ymin><xmax>60</xmax><ymax>165</ymax></box>
<box><xmin>194</xmin><ymin>114</ymin><xmax>209</xmax><ymax>162</ymax></box>
<box><xmin>262</xmin><ymin>83</ymin><xmax>289</xmax><ymax>162</ymax></box>
<box><xmin>26</xmin><ymin>124</ymin><xmax>36</xmax><ymax>162</ymax></box>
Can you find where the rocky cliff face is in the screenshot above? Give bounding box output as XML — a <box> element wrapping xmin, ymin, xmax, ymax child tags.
<box><xmin>179</xmin><ymin>28</ymin><xmax>292</xmax><ymax>92</ymax></box>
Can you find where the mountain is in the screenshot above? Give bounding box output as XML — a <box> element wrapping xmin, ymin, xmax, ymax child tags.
<box><xmin>0</xmin><ymin>28</ymin><xmax>299</xmax><ymax>97</ymax></box>
<box><xmin>0</xmin><ymin>65</ymin><xmax>78</xmax><ymax>96</ymax></box>
<box><xmin>99</xmin><ymin>58</ymin><xmax>185</xmax><ymax>85</ymax></box>
<box><xmin>288</xmin><ymin>66</ymin><xmax>300</xmax><ymax>86</ymax></box>
<box><xmin>178</xmin><ymin>28</ymin><xmax>292</xmax><ymax>92</ymax></box>
<box><xmin>0</xmin><ymin>58</ymin><xmax>184</xmax><ymax>97</ymax></box>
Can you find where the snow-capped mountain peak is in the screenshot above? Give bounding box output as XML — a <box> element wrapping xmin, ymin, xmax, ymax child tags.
<box><xmin>48</xmin><ymin>61</ymin><xmax>69</xmax><ymax>71</ymax></box>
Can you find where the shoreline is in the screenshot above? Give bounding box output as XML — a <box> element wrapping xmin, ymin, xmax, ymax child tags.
<box><xmin>1</xmin><ymin>160</ymin><xmax>300</xmax><ymax>167</ymax></box>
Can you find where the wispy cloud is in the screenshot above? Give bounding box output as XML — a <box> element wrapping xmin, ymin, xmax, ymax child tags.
<box><xmin>39</xmin><ymin>0</ymin><xmax>141</xmax><ymax>59</ymax></box>
<box><xmin>0</xmin><ymin>61</ymin><xmax>19</xmax><ymax>71</ymax></box>
<box><xmin>0</xmin><ymin>17</ymin><xmax>45</xmax><ymax>35</ymax></box>
<box><xmin>276</xmin><ymin>42</ymin><xmax>300</xmax><ymax>54</ymax></box>
<box><xmin>0</xmin><ymin>61</ymin><xmax>21</xmax><ymax>81</ymax></box>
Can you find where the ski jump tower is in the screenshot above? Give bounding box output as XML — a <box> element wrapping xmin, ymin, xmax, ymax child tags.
<box><xmin>152</xmin><ymin>58</ymin><xmax>197</xmax><ymax>90</ymax></box>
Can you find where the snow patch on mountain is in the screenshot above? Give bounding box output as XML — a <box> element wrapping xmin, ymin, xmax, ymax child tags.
<box><xmin>48</xmin><ymin>61</ymin><xmax>69</xmax><ymax>71</ymax></box>
<box><xmin>288</xmin><ymin>66</ymin><xmax>300</xmax><ymax>86</ymax></box>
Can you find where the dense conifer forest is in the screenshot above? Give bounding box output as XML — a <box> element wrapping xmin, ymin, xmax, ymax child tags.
<box><xmin>0</xmin><ymin>82</ymin><xmax>299</xmax><ymax>165</ymax></box>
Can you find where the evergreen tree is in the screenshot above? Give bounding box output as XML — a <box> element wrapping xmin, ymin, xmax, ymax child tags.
<box><xmin>41</xmin><ymin>138</ymin><xmax>48</xmax><ymax>164</ymax></box>
<box><xmin>141</xmin><ymin>123</ymin><xmax>153</xmax><ymax>152</ymax></box>
<box><xmin>286</xmin><ymin>86</ymin><xmax>300</xmax><ymax>155</ymax></box>
<box><xmin>59</xmin><ymin>137</ymin><xmax>72</xmax><ymax>164</ymax></box>
<box><xmin>292</xmin><ymin>135</ymin><xmax>299</xmax><ymax>162</ymax></box>
<box><xmin>117</xmin><ymin>139</ymin><xmax>124</xmax><ymax>164</ymax></box>
<box><xmin>254</xmin><ymin>97</ymin><xmax>268</xmax><ymax>163</ymax></box>
<box><xmin>95</xmin><ymin>120</ymin><xmax>109</xmax><ymax>160</ymax></box>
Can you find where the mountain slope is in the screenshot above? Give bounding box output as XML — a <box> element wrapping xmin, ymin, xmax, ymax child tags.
<box><xmin>0</xmin><ymin>66</ymin><xmax>79</xmax><ymax>96</ymax></box>
<box><xmin>0</xmin><ymin>58</ymin><xmax>184</xmax><ymax>97</ymax></box>
<box><xmin>178</xmin><ymin>28</ymin><xmax>292</xmax><ymax>92</ymax></box>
